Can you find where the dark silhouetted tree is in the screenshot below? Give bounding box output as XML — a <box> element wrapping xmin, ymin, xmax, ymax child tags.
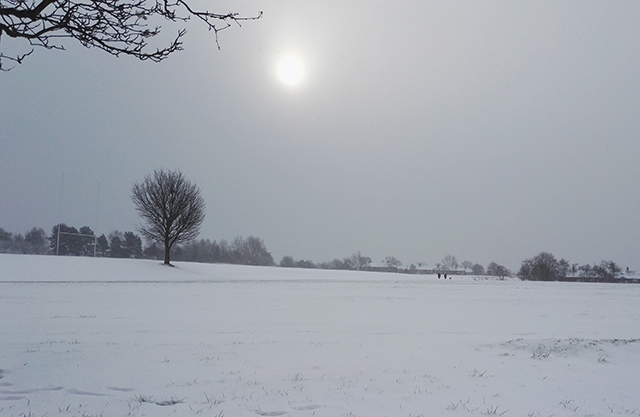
<box><xmin>78</xmin><ymin>226</ymin><xmax>95</xmax><ymax>256</ymax></box>
<box><xmin>384</xmin><ymin>256</ymin><xmax>402</xmax><ymax>269</ymax></box>
<box><xmin>0</xmin><ymin>227</ymin><xmax>12</xmax><ymax>252</ymax></box>
<box><xmin>487</xmin><ymin>262</ymin><xmax>511</xmax><ymax>279</ymax></box>
<box><xmin>0</xmin><ymin>227</ymin><xmax>11</xmax><ymax>240</ymax></box>
<box><xmin>109</xmin><ymin>233</ymin><xmax>125</xmax><ymax>258</ymax></box>
<box><xmin>131</xmin><ymin>169</ymin><xmax>205</xmax><ymax>266</ymax></box>
<box><xmin>517</xmin><ymin>252</ymin><xmax>569</xmax><ymax>281</ymax></box>
<box><xmin>143</xmin><ymin>241</ymin><xmax>162</xmax><ymax>260</ymax></box>
<box><xmin>295</xmin><ymin>259</ymin><xmax>316</xmax><ymax>269</ymax></box>
<box><xmin>230</xmin><ymin>236</ymin><xmax>274</xmax><ymax>266</ymax></box>
<box><xmin>319</xmin><ymin>258</ymin><xmax>349</xmax><ymax>270</ymax></box>
<box><xmin>174</xmin><ymin>238</ymin><xmax>222</xmax><ymax>263</ymax></box>
<box><xmin>24</xmin><ymin>227</ymin><xmax>47</xmax><ymax>254</ymax></box>
<box><xmin>583</xmin><ymin>260</ymin><xmax>622</xmax><ymax>281</ymax></box>
<box><xmin>0</xmin><ymin>0</ymin><xmax>262</xmax><ymax>70</ymax></box>
<box><xmin>345</xmin><ymin>252</ymin><xmax>371</xmax><ymax>271</ymax></box>
<box><xmin>6</xmin><ymin>233</ymin><xmax>24</xmax><ymax>252</ymax></box>
<box><xmin>49</xmin><ymin>223</ymin><xmax>84</xmax><ymax>255</ymax></box>
<box><xmin>96</xmin><ymin>234</ymin><xmax>109</xmax><ymax>257</ymax></box>
<box><xmin>280</xmin><ymin>256</ymin><xmax>295</xmax><ymax>267</ymax></box>
<box><xmin>471</xmin><ymin>263</ymin><xmax>485</xmax><ymax>275</ymax></box>
<box><xmin>123</xmin><ymin>231</ymin><xmax>143</xmax><ymax>258</ymax></box>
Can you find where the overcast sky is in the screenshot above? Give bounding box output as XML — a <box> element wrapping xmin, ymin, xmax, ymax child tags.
<box><xmin>1</xmin><ymin>1</ymin><xmax>639</xmax><ymax>270</ymax></box>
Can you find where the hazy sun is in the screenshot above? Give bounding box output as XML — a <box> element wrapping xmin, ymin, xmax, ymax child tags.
<box><xmin>277</xmin><ymin>58</ymin><xmax>304</xmax><ymax>85</ymax></box>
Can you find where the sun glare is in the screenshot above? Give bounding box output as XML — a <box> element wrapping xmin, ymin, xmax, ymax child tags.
<box><xmin>277</xmin><ymin>58</ymin><xmax>304</xmax><ymax>86</ymax></box>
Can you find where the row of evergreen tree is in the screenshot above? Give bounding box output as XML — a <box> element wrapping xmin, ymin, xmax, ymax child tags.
<box><xmin>0</xmin><ymin>225</ymin><xmax>275</xmax><ymax>266</ymax></box>
<box><xmin>1</xmin><ymin>226</ymin><xmax>382</xmax><ymax>272</ymax></box>
<box><xmin>1</xmin><ymin>225</ymin><xmax>394</xmax><ymax>271</ymax></box>
<box><xmin>44</xmin><ymin>224</ymin><xmax>144</xmax><ymax>258</ymax></box>
<box><xmin>0</xmin><ymin>227</ymin><xmax>49</xmax><ymax>255</ymax></box>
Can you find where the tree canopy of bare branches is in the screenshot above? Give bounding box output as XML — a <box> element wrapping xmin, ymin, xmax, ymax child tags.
<box><xmin>0</xmin><ymin>0</ymin><xmax>261</xmax><ymax>70</ymax></box>
<box><xmin>441</xmin><ymin>254</ymin><xmax>458</xmax><ymax>270</ymax></box>
<box><xmin>131</xmin><ymin>168</ymin><xmax>205</xmax><ymax>266</ymax></box>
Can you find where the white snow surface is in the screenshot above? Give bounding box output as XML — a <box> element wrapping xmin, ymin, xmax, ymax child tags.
<box><xmin>1</xmin><ymin>254</ymin><xmax>640</xmax><ymax>417</ymax></box>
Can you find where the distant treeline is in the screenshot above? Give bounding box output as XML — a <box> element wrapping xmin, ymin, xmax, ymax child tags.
<box><xmin>1</xmin><ymin>226</ymin><xmax>635</xmax><ymax>282</ymax></box>
<box><xmin>1</xmin><ymin>226</ymin><xmax>512</xmax><ymax>275</ymax></box>
<box><xmin>0</xmin><ymin>225</ymin><xmax>384</xmax><ymax>271</ymax></box>
<box><xmin>517</xmin><ymin>252</ymin><xmax>637</xmax><ymax>283</ymax></box>
<box><xmin>0</xmin><ymin>225</ymin><xmax>275</xmax><ymax>267</ymax></box>
<box><xmin>0</xmin><ymin>227</ymin><xmax>49</xmax><ymax>255</ymax></box>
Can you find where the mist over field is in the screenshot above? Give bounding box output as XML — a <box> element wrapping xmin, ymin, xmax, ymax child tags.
<box><xmin>2</xmin><ymin>2</ymin><xmax>640</xmax><ymax>269</ymax></box>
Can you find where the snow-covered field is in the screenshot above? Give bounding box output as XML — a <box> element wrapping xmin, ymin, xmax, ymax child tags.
<box><xmin>1</xmin><ymin>254</ymin><xmax>640</xmax><ymax>417</ymax></box>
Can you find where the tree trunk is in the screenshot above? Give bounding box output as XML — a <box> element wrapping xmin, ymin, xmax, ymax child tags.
<box><xmin>164</xmin><ymin>240</ymin><xmax>171</xmax><ymax>266</ymax></box>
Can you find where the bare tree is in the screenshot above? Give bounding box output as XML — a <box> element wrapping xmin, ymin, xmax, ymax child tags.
<box><xmin>131</xmin><ymin>169</ymin><xmax>205</xmax><ymax>266</ymax></box>
<box><xmin>345</xmin><ymin>251</ymin><xmax>371</xmax><ymax>271</ymax></box>
<box><xmin>230</xmin><ymin>235</ymin><xmax>274</xmax><ymax>266</ymax></box>
<box><xmin>0</xmin><ymin>0</ymin><xmax>262</xmax><ymax>70</ymax></box>
<box><xmin>441</xmin><ymin>254</ymin><xmax>458</xmax><ymax>270</ymax></box>
<box><xmin>383</xmin><ymin>256</ymin><xmax>402</xmax><ymax>269</ymax></box>
<box><xmin>487</xmin><ymin>261</ymin><xmax>511</xmax><ymax>279</ymax></box>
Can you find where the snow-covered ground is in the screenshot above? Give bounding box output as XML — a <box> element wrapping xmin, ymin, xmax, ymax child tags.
<box><xmin>1</xmin><ymin>254</ymin><xmax>639</xmax><ymax>417</ymax></box>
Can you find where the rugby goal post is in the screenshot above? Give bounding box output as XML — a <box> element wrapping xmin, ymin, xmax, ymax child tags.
<box><xmin>55</xmin><ymin>225</ymin><xmax>98</xmax><ymax>257</ymax></box>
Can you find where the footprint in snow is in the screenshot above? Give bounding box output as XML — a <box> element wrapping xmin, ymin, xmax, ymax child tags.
<box><xmin>0</xmin><ymin>396</ymin><xmax>27</xmax><ymax>401</ymax></box>
<box><xmin>106</xmin><ymin>386</ymin><xmax>136</xmax><ymax>392</ymax></box>
<box><xmin>255</xmin><ymin>411</ymin><xmax>288</xmax><ymax>416</ymax></box>
<box><xmin>67</xmin><ymin>388</ymin><xmax>109</xmax><ymax>396</ymax></box>
<box><xmin>0</xmin><ymin>386</ymin><xmax>63</xmax><ymax>394</ymax></box>
<box><xmin>292</xmin><ymin>405</ymin><xmax>321</xmax><ymax>411</ymax></box>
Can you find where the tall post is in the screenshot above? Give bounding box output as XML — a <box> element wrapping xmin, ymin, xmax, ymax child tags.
<box><xmin>56</xmin><ymin>223</ymin><xmax>61</xmax><ymax>256</ymax></box>
<box><xmin>94</xmin><ymin>181</ymin><xmax>100</xmax><ymax>257</ymax></box>
<box><xmin>57</xmin><ymin>173</ymin><xmax>64</xmax><ymax>256</ymax></box>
